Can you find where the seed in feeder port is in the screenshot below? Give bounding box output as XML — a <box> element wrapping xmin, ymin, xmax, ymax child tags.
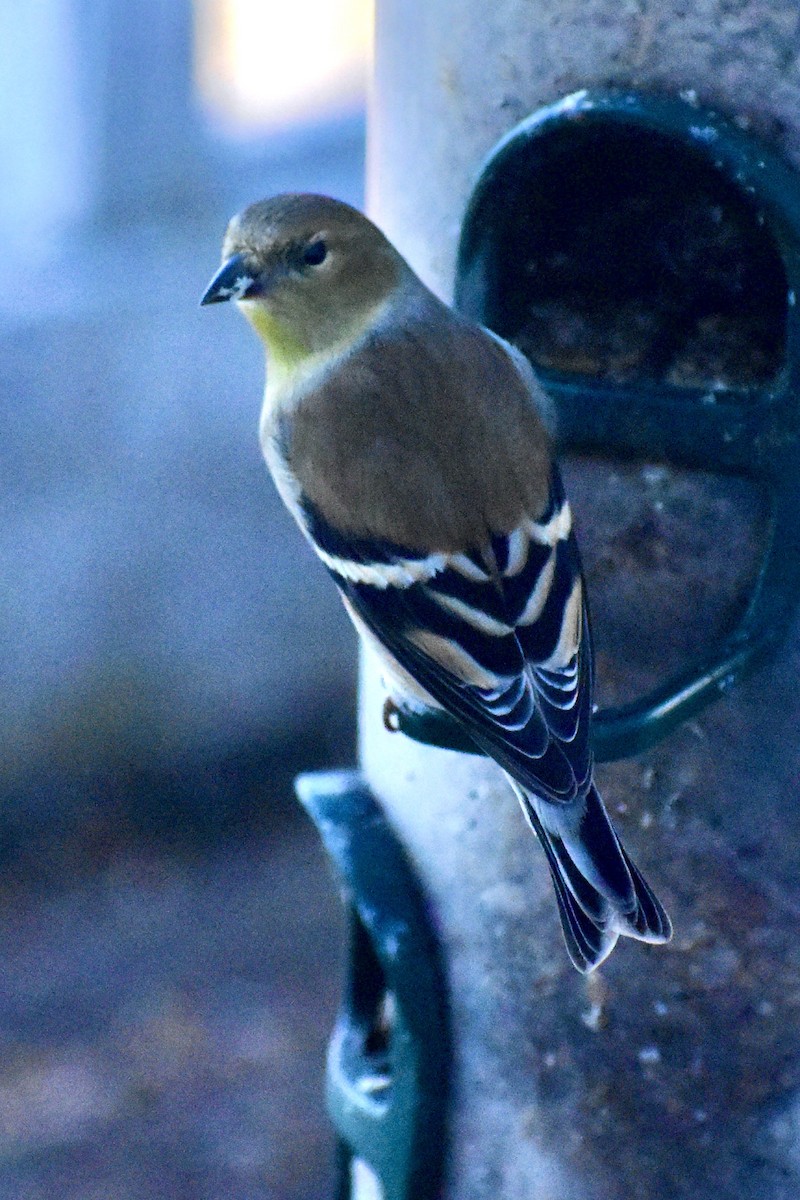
<box><xmin>356</xmin><ymin>1073</ymin><xmax>391</xmax><ymax>1095</ymax></box>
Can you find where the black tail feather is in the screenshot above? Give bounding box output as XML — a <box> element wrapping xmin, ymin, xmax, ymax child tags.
<box><xmin>517</xmin><ymin>783</ymin><xmax>671</xmax><ymax>972</ymax></box>
<box><xmin>546</xmin><ymin>831</ymin><xmax>613</xmax><ymax>925</ymax></box>
<box><xmin>621</xmin><ymin>848</ymin><xmax>673</xmax><ymax>942</ymax></box>
<box><xmin>536</xmin><ymin>816</ymin><xmax>616</xmax><ymax>972</ymax></box>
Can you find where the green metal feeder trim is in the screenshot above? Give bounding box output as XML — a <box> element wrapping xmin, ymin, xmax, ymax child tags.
<box><xmin>393</xmin><ymin>88</ymin><xmax>800</xmax><ymax>762</ymax></box>
<box><xmin>295</xmin><ymin>770</ymin><xmax>451</xmax><ymax>1200</ymax></box>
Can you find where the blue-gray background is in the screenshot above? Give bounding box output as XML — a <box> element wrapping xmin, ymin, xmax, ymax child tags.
<box><xmin>1</xmin><ymin>4</ymin><xmax>360</xmax><ymax>1196</ymax></box>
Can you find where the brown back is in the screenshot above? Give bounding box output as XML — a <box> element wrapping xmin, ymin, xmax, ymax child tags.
<box><xmin>284</xmin><ymin>293</ymin><xmax>552</xmax><ymax>552</ymax></box>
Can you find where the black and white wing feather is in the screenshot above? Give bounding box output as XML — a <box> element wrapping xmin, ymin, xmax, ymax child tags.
<box><xmin>306</xmin><ymin>469</ymin><xmax>592</xmax><ymax>806</ymax></box>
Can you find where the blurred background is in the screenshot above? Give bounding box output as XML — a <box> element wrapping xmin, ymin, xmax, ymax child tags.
<box><xmin>1</xmin><ymin>1</ymin><xmax>372</xmax><ymax>1195</ymax></box>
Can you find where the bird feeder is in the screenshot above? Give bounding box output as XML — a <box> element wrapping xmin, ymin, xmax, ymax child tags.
<box><xmin>299</xmin><ymin>90</ymin><xmax>800</xmax><ymax>1200</ymax></box>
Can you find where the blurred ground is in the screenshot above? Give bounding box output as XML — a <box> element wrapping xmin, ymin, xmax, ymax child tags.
<box><xmin>0</xmin><ymin>814</ymin><xmax>344</xmax><ymax>1200</ymax></box>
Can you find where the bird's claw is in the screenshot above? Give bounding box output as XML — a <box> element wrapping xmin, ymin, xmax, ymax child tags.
<box><xmin>382</xmin><ymin>697</ymin><xmax>402</xmax><ymax>733</ymax></box>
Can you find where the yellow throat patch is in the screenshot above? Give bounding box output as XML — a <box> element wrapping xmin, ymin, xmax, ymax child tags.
<box><xmin>237</xmin><ymin>301</ymin><xmax>310</xmax><ymax>380</ymax></box>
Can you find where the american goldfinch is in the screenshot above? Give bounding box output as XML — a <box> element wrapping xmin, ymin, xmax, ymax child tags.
<box><xmin>201</xmin><ymin>194</ymin><xmax>672</xmax><ymax>972</ymax></box>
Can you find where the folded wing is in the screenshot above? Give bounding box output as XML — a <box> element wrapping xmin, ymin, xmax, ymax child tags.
<box><xmin>303</xmin><ymin>470</ymin><xmax>594</xmax><ymax>806</ymax></box>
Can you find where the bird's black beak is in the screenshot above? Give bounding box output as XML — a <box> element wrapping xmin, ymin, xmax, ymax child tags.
<box><xmin>200</xmin><ymin>253</ymin><xmax>260</xmax><ymax>306</ymax></box>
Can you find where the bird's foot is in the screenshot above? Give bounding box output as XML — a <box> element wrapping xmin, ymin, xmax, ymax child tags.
<box><xmin>382</xmin><ymin>697</ymin><xmax>402</xmax><ymax>733</ymax></box>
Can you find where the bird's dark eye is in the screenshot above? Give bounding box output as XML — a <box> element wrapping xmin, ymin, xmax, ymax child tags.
<box><xmin>302</xmin><ymin>240</ymin><xmax>328</xmax><ymax>267</ymax></box>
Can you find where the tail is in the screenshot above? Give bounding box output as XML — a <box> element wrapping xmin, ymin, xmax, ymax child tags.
<box><xmin>515</xmin><ymin>782</ymin><xmax>672</xmax><ymax>973</ymax></box>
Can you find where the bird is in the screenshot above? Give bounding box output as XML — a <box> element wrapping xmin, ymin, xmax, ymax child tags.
<box><xmin>201</xmin><ymin>193</ymin><xmax>672</xmax><ymax>972</ymax></box>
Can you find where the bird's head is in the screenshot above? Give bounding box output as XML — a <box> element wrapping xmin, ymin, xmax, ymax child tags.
<box><xmin>201</xmin><ymin>194</ymin><xmax>403</xmax><ymax>372</ymax></box>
